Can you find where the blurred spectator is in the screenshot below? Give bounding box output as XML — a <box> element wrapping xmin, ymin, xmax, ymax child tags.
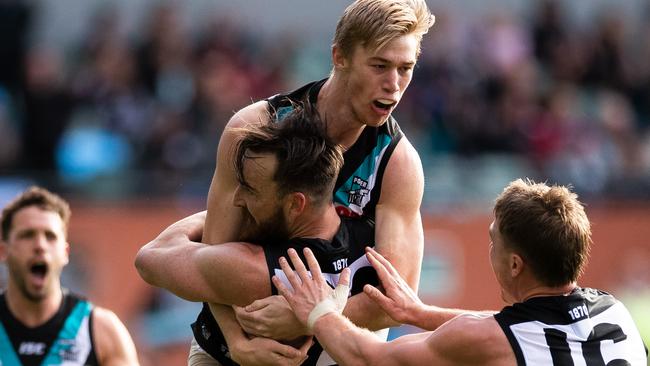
<box><xmin>0</xmin><ymin>1</ymin><xmax>648</xmax><ymax>200</ymax></box>
<box><xmin>0</xmin><ymin>86</ymin><xmax>20</xmax><ymax>169</ymax></box>
<box><xmin>20</xmin><ymin>47</ymin><xmax>75</xmax><ymax>172</ymax></box>
<box><xmin>0</xmin><ymin>0</ymin><xmax>32</xmax><ymax>96</ymax></box>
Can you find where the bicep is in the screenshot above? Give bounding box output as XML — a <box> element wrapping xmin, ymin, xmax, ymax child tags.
<box><xmin>203</xmin><ymin>101</ymin><xmax>270</xmax><ymax>244</ymax></box>
<box><xmin>138</xmin><ymin>241</ymin><xmax>267</xmax><ymax>303</ymax></box>
<box><xmin>374</xmin><ymin>138</ymin><xmax>425</xmax><ymax>289</ymax></box>
<box><xmin>93</xmin><ymin>308</ymin><xmax>139</xmax><ymax>366</ymax></box>
<box><xmin>194</xmin><ymin>243</ymin><xmax>272</xmax><ymax>306</ymax></box>
<box><xmin>137</xmin><ymin>240</ymin><xmax>218</xmax><ymax>302</ymax></box>
<box><xmin>374</xmin><ymin>316</ymin><xmax>500</xmax><ymax>366</ymax></box>
<box><xmin>372</xmin><ymin>332</ymin><xmax>441</xmax><ymax>366</ymax></box>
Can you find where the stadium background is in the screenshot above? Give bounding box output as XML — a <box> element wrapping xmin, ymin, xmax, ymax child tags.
<box><xmin>0</xmin><ymin>0</ymin><xmax>648</xmax><ymax>364</ymax></box>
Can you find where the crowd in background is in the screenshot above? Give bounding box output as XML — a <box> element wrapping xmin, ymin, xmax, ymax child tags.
<box><xmin>1</xmin><ymin>0</ymin><xmax>649</xmax><ymax>202</ymax></box>
<box><xmin>1</xmin><ymin>1</ymin><xmax>649</xmax><ymax>360</ymax></box>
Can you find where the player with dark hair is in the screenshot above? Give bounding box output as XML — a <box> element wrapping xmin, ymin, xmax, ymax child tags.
<box><xmin>0</xmin><ymin>186</ymin><xmax>139</xmax><ymax>366</ymax></box>
<box><xmin>276</xmin><ymin>179</ymin><xmax>648</xmax><ymax>365</ymax></box>
<box><xmin>137</xmin><ymin>105</ymin><xmax>382</xmax><ymax>365</ymax></box>
<box><xmin>140</xmin><ymin>0</ymin><xmax>436</xmax><ymax>364</ymax></box>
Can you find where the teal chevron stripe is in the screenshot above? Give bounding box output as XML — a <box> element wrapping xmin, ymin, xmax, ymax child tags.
<box><xmin>41</xmin><ymin>301</ymin><xmax>92</xmax><ymax>365</ymax></box>
<box><xmin>334</xmin><ymin>133</ymin><xmax>391</xmax><ymax>208</ymax></box>
<box><xmin>0</xmin><ymin>321</ymin><xmax>22</xmax><ymax>365</ymax></box>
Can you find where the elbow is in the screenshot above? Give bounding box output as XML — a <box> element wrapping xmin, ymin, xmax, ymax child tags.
<box><xmin>361</xmin><ymin>342</ymin><xmax>392</xmax><ymax>366</ymax></box>
<box><xmin>134</xmin><ymin>245</ymin><xmax>155</xmax><ymax>285</ymax></box>
<box><xmin>349</xmin><ymin>343</ymin><xmax>383</xmax><ymax>366</ymax></box>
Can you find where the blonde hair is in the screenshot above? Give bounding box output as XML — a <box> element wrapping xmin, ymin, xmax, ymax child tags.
<box><xmin>333</xmin><ymin>0</ymin><xmax>435</xmax><ymax>58</ymax></box>
<box><xmin>494</xmin><ymin>179</ymin><xmax>592</xmax><ymax>286</ymax></box>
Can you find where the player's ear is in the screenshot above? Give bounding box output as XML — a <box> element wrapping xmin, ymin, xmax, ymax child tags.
<box><xmin>284</xmin><ymin>192</ymin><xmax>306</xmax><ymax>220</ymax></box>
<box><xmin>63</xmin><ymin>241</ymin><xmax>70</xmax><ymax>266</ymax></box>
<box><xmin>510</xmin><ymin>253</ymin><xmax>524</xmax><ymax>278</ymax></box>
<box><xmin>0</xmin><ymin>240</ymin><xmax>7</xmax><ymax>262</ymax></box>
<box><xmin>332</xmin><ymin>45</ymin><xmax>348</xmax><ymax>69</ymax></box>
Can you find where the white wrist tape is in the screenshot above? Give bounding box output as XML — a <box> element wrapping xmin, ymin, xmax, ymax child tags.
<box><xmin>307</xmin><ymin>283</ymin><xmax>350</xmax><ymax>331</ymax></box>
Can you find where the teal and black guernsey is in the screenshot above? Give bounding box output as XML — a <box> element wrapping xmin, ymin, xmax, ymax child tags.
<box><xmin>267</xmin><ymin>78</ymin><xmax>404</xmax><ymax>220</ymax></box>
<box><xmin>0</xmin><ymin>290</ymin><xmax>98</xmax><ymax>366</ymax></box>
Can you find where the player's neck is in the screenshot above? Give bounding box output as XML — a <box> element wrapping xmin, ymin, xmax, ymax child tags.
<box><xmin>6</xmin><ymin>282</ymin><xmax>63</xmax><ymax>327</ymax></box>
<box><xmin>291</xmin><ymin>204</ymin><xmax>341</xmax><ymax>241</ymax></box>
<box><xmin>520</xmin><ymin>282</ymin><xmax>578</xmax><ymax>302</ymax></box>
<box><xmin>318</xmin><ymin>77</ymin><xmax>366</xmax><ymax>149</ymax></box>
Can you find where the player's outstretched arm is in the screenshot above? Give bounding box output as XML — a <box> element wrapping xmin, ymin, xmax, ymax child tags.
<box><xmin>363</xmin><ymin>246</ymin><xmax>476</xmax><ymax>331</ymax></box>
<box><xmin>275</xmin><ymin>247</ymin><xmax>506</xmax><ymax>366</ymax></box>
<box><xmin>92</xmin><ymin>307</ymin><xmax>140</xmax><ymax>366</ymax></box>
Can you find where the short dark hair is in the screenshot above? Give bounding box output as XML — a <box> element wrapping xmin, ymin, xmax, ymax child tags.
<box><xmin>234</xmin><ymin>103</ymin><xmax>343</xmax><ymax>206</ymax></box>
<box><xmin>1</xmin><ymin>186</ymin><xmax>71</xmax><ymax>241</ymax></box>
<box><xmin>494</xmin><ymin>179</ymin><xmax>592</xmax><ymax>287</ymax></box>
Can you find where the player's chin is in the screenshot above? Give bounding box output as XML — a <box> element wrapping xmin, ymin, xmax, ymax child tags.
<box><xmin>365</xmin><ymin>117</ymin><xmax>389</xmax><ymax>127</ymax></box>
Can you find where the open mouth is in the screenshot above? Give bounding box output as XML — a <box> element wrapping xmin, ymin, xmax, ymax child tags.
<box><xmin>30</xmin><ymin>262</ymin><xmax>48</xmax><ymax>279</ymax></box>
<box><xmin>373</xmin><ymin>99</ymin><xmax>395</xmax><ymax>111</ymax></box>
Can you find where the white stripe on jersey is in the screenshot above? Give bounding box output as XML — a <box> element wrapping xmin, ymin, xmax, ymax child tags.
<box><xmin>273</xmin><ymin>254</ymin><xmax>389</xmax><ymax>366</ymax></box>
<box><xmin>508</xmin><ymin>301</ymin><xmax>646</xmax><ymax>365</ymax></box>
<box><xmin>272</xmin><ymin>254</ymin><xmax>373</xmax><ymax>296</ymax></box>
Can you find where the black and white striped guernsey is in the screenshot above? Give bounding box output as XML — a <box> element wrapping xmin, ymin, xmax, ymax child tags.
<box><xmin>494</xmin><ymin>287</ymin><xmax>648</xmax><ymax>365</ymax></box>
<box><xmin>191</xmin><ymin>216</ymin><xmax>378</xmax><ymax>366</ymax></box>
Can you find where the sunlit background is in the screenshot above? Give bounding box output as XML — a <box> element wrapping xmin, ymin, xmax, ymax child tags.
<box><xmin>0</xmin><ymin>0</ymin><xmax>648</xmax><ymax>364</ymax></box>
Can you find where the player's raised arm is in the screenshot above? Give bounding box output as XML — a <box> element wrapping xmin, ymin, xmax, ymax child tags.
<box><xmin>341</xmin><ymin>137</ymin><xmax>425</xmax><ymax>329</ymax></box>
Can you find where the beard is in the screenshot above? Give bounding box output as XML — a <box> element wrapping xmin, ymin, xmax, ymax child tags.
<box><xmin>239</xmin><ymin>207</ymin><xmax>291</xmax><ymax>245</ymax></box>
<box><xmin>7</xmin><ymin>263</ymin><xmax>48</xmax><ymax>302</ymax></box>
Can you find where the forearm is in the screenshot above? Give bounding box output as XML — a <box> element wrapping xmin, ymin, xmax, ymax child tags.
<box><xmin>312</xmin><ymin>313</ymin><xmax>386</xmax><ymax>366</ymax></box>
<box><xmin>135</xmin><ymin>241</ymin><xmax>207</xmax><ymax>301</ymax></box>
<box><xmin>408</xmin><ymin>305</ymin><xmax>477</xmax><ymax>331</ymax></box>
<box><xmin>135</xmin><ymin>212</ymin><xmax>205</xmax><ymax>289</ymax></box>
<box><xmin>342</xmin><ymin>295</ymin><xmax>477</xmax><ymax>332</ymax></box>
<box><xmin>209</xmin><ymin>304</ymin><xmax>251</xmax><ymax>361</ymax></box>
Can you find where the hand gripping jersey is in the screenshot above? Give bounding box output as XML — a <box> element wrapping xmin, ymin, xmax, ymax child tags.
<box><xmin>0</xmin><ymin>290</ymin><xmax>98</xmax><ymax>366</ymax></box>
<box><xmin>191</xmin><ymin>217</ymin><xmax>379</xmax><ymax>366</ymax></box>
<box><xmin>494</xmin><ymin>287</ymin><xmax>648</xmax><ymax>365</ymax></box>
<box><xmin>267</xmin><ymin>78</ymin><xmax>404</xmax><ymax>219</ymax></box>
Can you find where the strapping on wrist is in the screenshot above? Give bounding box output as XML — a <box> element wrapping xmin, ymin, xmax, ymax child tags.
<box><xmin>307</xmin><ymin>283</ymin><xmax>350</xmax><ymax>331</ymax></box>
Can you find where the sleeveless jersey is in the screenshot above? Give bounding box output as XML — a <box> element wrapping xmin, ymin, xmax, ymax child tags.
<box><xmin>267</xmin><ymin>78</ymin><xmax>404</xmax><ymax>220</ymax></box>
<box><xmin>191</xmin><ymin>217</ymin><xmax>379</xmax><ymax>366</ymax></box>
<box><xmin>494</xmin><ymin>287</ymin><xmax>648</xmax><ymax>366</ymax></box>
<box><xmin>0</xmin><ymin>291</ymin><xmax>99</xmax><ymax>366</ymax></box>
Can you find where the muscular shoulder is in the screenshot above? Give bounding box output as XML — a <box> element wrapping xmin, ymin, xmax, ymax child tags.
<box><xmin>378</xmin><ymin>136</ymin><xmax>424</xmax><ymax>207</ymax></box>
<box><xmin>217</xmin><ymin>100</ymin><xmax>270</xmax><ymax>161</ymax></box>
<box><xmin>226</xmin><ymin>100</ymin><xmax>270</xmax><ymax>129</ymax></box>
<box><xmin>430</xmin><ymin>313</ymin><xmax>514</xmax><ymax>365</ymax></box>
<box><xmin>92</xmin><ymin>307</ymin><xmax>139</xmax><ymax>365</ymax></box>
